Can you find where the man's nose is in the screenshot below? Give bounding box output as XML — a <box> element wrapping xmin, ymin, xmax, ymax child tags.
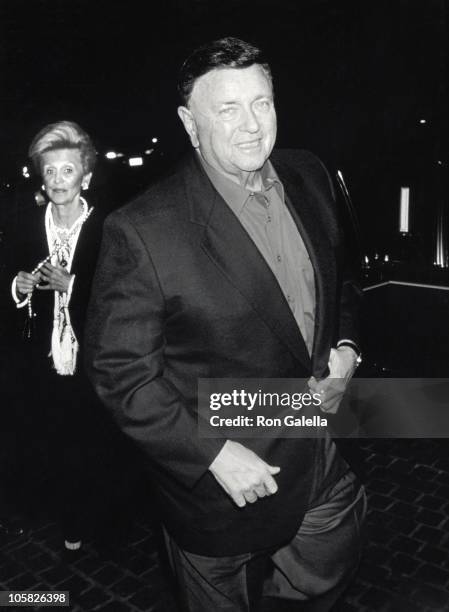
<box><xmin>240</xmin><ymin>107</ymin><xmax>260</xmax><ymax>133</ymax></box>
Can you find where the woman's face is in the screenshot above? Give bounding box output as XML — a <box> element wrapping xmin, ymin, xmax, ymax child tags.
<box><xmin>41</xmin><ymin>148</ymin><xmax>91</xmax><ymax>208</ymax></box>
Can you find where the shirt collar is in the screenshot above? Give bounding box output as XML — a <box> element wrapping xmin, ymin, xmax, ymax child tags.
<box><xmin>197</xmin><ymin>151</ymin><xmax>284</xmax><ymax>217</ymax></box>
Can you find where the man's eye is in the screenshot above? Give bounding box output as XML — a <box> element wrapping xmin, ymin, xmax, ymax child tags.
<box><xmin>63</xmin><ymin>167</ymin><xmax>73</xmax><ymax>174</ymax></box>
<box><xmin>255</xmin><ymin>100</ymin><xmax>271</xmax><ymax>111</ymax></box>
<box><xmin>220</xmin><ymin>107</ymin><xmax>237</xmax><ymax>118</ymax></box>
<box><xmin>45</xmin><ymin>168</ymin><xmax>54</xmax><ymax>175</ymax></box>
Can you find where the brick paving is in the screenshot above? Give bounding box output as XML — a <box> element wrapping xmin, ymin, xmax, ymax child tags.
<box><xmin>1</xmin><ymin>439</ymin><xmax>449</xmax><ymax>611</ymax></box>
<box><xmin>0</xmin><ymin>513</ymin><xmax>177</xmax><ymax>612</ymax></box>
<box><xmin>341</xmin><ymin>439</ymin><xmax>449</xmax><ymax>612</ymax></box>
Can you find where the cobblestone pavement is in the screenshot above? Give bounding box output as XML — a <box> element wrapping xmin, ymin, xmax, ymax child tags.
<box><xmin>1</xmin><ymin>439</ymin><xmax>449</xmax><ymax>612</ymax></box>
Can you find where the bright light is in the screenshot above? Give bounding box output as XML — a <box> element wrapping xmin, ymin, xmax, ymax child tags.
<box><xmin>151</xmin><ymin>137</ymin><xmax>158</xmax><ymax>144</ymax></box>
<box><xmin>399</xmin><ymin>187</ymin><xmax>410</xmax><ymax>233</ymax></box>
<box><xmin>437</xmin><ymin>160</ymin><xmax>443</xmax><ymax>165</ymax></box>
<box><xmin>22</xmin><ymin>166</ymin><xmax>28</xmax><ymax>173</ymax></box>
<box><xmin>106</xmin><ymin>151</ymin><xmax>117</xmax><ymax>159</ymax></box>
<box><xmin>384</xmin><ymin>254</ymin><xmax>389</xmax><ymax>263</ymax></box>
<box><xmin>128</xmin><ymin>157</ymin><xmax>143</xmax><ymax>167</ymax></box>
<box><xmin>419</xmin><ymin>119</ymin><xmax>426</xmax><ymax>124</ymax></box>
<box><xmin>144</xmin><ymin>149</ymin><xmax>154</xmax><ymax>155</ymax></box>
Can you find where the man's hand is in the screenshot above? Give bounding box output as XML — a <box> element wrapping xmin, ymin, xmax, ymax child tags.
<box><xmin>308</xmin><ymin>346</ymin><xmax>358</xmax><ymax>414</ymax></box>
<box><xmin>16</xmin><ymin>270</ymin><xmax>42</xmax><ymax>297</ymax></box>
<box><xmin>36</xmin><ymin>262</ymin><xmax>72</xmax><ymax>293</ymax></box>
<box><xmin>209</xmin><ymin>440</ymin><xmax>281</xmax><ymax>508</ymax></box>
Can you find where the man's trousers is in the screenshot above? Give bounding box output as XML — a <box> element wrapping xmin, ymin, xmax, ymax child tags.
<box><xmin>164</xmin><ymin>441</ymin><xmax>366</xmax><ymax>612</ymax></box>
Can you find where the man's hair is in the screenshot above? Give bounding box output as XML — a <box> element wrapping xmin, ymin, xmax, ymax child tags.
<box><xmin>28</xmin><ymin>120</ymin><xmax>97</xmax><ymax>174</ymax></box>
<box><xmin>178</xmin><ymin>36</ymin><xmax>272</xmax><ymax>106</ymax></box>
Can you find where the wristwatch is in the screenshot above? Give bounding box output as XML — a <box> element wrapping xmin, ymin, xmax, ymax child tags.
<box><xmin>337</xmin><ymin>340</ymin><xmax>362</xmax><ymax>367</ymax></box>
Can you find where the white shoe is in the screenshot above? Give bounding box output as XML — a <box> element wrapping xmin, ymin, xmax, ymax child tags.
<box><xmin>64</xmin><ymin>539</ymin><xmax>82</xmax><ymax>551</ymax></box>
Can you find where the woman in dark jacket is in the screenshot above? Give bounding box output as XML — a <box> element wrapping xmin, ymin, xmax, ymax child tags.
<box><xmin>10</xmin><ymin>121</ymin><xmax>105</xmax><ymax>549</ymax></box>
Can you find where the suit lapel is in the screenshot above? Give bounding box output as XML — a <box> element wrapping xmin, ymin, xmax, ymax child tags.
<box><xmin>272</xmin><ymin>155</ymin><xmax>335</xmax><ymax>375</ymax></box>
<box><xmin>70</xmin><ymin>211</ymin><xmax>93</xmax><ymax>276</ymax></box>
<box><xmin>70</xmin><ymin>207</ymin><xmax>103</xmax><ymax>273</ymax></box>
<box><xmin>185</xmin><ymin>154</ymin><xmax>312</xmax><ymax>370</ymax></box>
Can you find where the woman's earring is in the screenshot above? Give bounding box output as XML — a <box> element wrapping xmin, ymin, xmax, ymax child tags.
<box><xmin>41</xmin><ymin>184</ymin><xmax>46</xmax><ymax>191</ymax></box>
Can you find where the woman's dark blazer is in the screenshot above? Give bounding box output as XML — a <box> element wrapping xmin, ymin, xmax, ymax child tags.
<box><xmin>4</xmin><ymin>203</ymin><xmax>104</xmax><ymax>354</ymax></box>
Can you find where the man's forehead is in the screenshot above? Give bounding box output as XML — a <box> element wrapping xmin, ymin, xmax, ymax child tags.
<box><xmin>190</xmin><ymin>65</ymin><xmax>272</xmax><ymax>104</ymax></box>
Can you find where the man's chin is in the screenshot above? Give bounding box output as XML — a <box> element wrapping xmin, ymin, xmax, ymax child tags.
<box><xmin>233</xmin><ymin>154</ymin><xmax>268</xmax><ymax>173</ymax></box>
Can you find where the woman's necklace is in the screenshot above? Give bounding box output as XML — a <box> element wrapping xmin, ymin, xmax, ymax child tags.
<box><xmin>48</xmin><ymin>201</ymin><xmax>92</xmax><ymax>267</ymax></box>
<box><xmin>24</xmin><ymin>201</ymin><xmax>93</xmax><ymax>339</ymax></box>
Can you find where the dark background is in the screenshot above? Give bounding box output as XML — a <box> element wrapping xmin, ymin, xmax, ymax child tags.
<box><xmin>0</xmin><ymin>0</ymin><xmax>447</xmax><ymax>266</ymax></box>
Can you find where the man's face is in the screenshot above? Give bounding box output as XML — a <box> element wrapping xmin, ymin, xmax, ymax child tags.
<box><xmin>179</xmin><ymin>64</ymin><xmax>277</xmax><ymax>186</ymax></box>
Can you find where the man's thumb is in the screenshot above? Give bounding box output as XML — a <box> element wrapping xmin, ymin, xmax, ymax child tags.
<box><xmin>268</xmin><ymin>465</ymin><xmax>281</xmax><ymax>474</ymax></box>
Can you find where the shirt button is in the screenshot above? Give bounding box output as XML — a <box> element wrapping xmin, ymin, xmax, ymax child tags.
<box><xmin>267</xmin><ymin>215</ymin><xmax>272</xmax><ymax>222</ymax></box>
<box><xmin>277</xmin><ymin>255</ymin><xmax>282</xmax><ymax>262</ymax></box>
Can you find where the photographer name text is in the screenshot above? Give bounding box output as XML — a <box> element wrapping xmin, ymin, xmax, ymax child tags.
<box><xmin>209</xmin><ymin>414</ymin><xmax>327</xmax><ymax>428</ymax></box>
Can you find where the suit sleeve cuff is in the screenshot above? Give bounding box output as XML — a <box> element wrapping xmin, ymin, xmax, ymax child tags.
<box><xmin>11</xmin><ymin>277</ymin><xmax>28</xmax><ymax>309</ymax></box>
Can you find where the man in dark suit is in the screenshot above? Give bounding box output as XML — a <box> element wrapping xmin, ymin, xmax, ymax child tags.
<box><xmin>85</xmin><ymin>37</ymin><xmax>365</xmax><ymax>611</ymax></box>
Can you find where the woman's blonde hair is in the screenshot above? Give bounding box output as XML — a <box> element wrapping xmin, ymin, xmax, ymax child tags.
<box><xmin>28</xmin><ymin>120</ymin><xmax>96</xmax><ymax>174</ymax></box>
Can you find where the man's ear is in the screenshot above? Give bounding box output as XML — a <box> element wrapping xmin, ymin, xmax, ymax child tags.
<box><xmin>177</xmin><ymin>106</ymin><xmax>200</xmax><ymax>148</ymax></box>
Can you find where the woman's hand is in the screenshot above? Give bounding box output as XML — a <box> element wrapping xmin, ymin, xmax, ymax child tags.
<box><xmin>36</xmin><ymin>262</ymin><xmax>73</xmax><ymax>293</ymax></box>
<box><xmin>16</xmin><ymin>270</ymin><xmax>42</xmax><ymax>297</ymax></box>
